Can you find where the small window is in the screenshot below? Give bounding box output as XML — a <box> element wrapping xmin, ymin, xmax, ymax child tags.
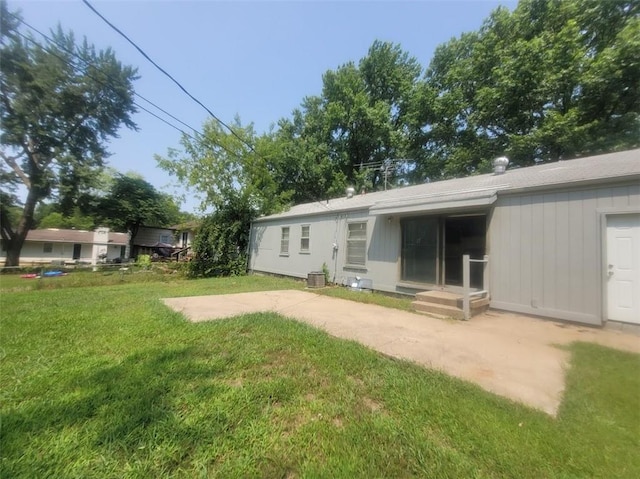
<box><xmin>160</xmin><ymin>234</ymin><xmax>171</xmax><ymax>244</ymax></box>
<box><xmin>346</xmin><ymin>222</ymin><xmax>367</xmax><ymax>267</ymax></box>
<box><xmin>280</xmin><ymin>227</ymin><xmax>290</xmax><ymax>255</ymax></box>
<box><xmin>300</xmin><ymin>225</ymin><xmax>310</xmax><ymax>253</ymax></box>
<box><xmin>43</xmin><ymin>243</ymin><xmax>53</xmax><ymax>253</ymax></box>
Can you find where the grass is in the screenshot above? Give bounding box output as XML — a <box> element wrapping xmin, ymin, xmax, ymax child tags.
<box><xmin>1</xmin><ymin>275</ymin><xmax>639</xmax><ymax>478</ymax></box>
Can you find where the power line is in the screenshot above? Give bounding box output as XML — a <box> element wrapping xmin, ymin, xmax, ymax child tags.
<box><xmin>6</xmin><ymin>10</ymin><xmax>343</xmax><ymax>212</ymax></box>
<box><xmin>82</xmin><ymin>0</ymin><xmax>259</xmax><ymax>155</ymax></box>
<box><xmin>8</xmin><ymin>14</ymin><xmax>278</xmax><ymax>177</ymax></box>
<box><xmin>78</xmin><ymin>1</ymin><xmax>341</xmax><ymax>212</ymax></box>
<box><xmin>9</xmin><ymin>13</ymin><xmax>205</xmax><ymax>141</ymax></box>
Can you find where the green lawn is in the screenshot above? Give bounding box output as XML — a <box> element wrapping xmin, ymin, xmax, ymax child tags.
<box><xmin>1</xmin><ymin>275</ymin><xmax>639</xmax><ymax>478</ymax></box>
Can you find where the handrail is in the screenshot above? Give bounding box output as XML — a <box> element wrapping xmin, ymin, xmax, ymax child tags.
<box><xmin>462</xmin><ymin>254</ymin><xmax>489</xmax><ymax>320</ymax></box>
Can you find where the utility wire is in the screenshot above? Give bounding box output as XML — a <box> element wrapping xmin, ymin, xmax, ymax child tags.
<box><xmin>8</xmin><ymin>10</ymin><xmax>352</xmax><ymax>211</ymax></box>
<box><xmin>9</xmin><ymin>13</ymin><xmax>284</xmax><ymax>189</ymax></box>
<box><xmin>10</xmin><ymin>16</ymin><xmax>248</xmax><ymax>161</ymax></box>
<box><xmin>82</xmin><ymin>0</ymin><xmax>258</xmax><ymax>155</ymax></box>
<box><xmin>79</xmin><ymin>1</ymin><xmax>343</xmax><ymax>211</ymax></box>
<box><xmin>9</xmin><ymin>13</ymin><xmax>204</xmax><ymax>140</ymax></box>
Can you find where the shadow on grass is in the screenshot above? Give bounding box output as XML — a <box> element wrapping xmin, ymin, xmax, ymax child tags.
<box><xmin>1</xmin><ymin>345</ymin><xmax>238</xmax><ymax>472</ymax></box>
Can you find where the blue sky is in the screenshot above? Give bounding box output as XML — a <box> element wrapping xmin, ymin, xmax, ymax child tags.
<box><xmin>14</xmin><ymin>0</ymin><xmax>516</xmax><ymax>213</ymax></box>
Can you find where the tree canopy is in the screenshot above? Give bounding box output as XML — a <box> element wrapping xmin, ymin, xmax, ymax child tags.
<box><xmin>0</xmin><ymin>1</ymin><xmax>138</xmax><ymax>266</ymax></box>
<box><xmin>160</xmin><ymin>0</ymin><xmax>638</xmax><ymax>221</ymax></box>
<box><xmin>154</xmin><ymin>0</ymin><xmax>638</xmax><ymax>278</ymax></box>
<box><xmin>97</xmin><ymin>174</ymin><xmax>183</xmax><ymax>250</ymax></box>
<box><xmin>420</xmin><ymin>0</ymin><xmax>640</xmax><ymax>176</ymax></box>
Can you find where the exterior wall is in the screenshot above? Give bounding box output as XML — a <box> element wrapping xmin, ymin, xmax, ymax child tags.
<box><xmin>0</xmin><ymin>241</ymin><xmax>126</xmax><ymax>266</ymax></box>
<box><xmin>250</xmin><ymin>180</ymin><xmax>639</xmax><ymax>326</ymax></box>
<box><xmin>489</xmin><ymin>181</ymin><xmax>640</xmax><ymax>325</ymax></box>
<box><xmin>250</xmin><ymin>208</ymin><xmax>402</xmax><ymax>293</ymax></box>
<box><xmin>134</xmin><ymin>227</ymin><xmax>175</xmax><ymax>246</ymax></box>
<box><xmin>8</xmin><ymin>241</ymin><xmax>94</xmax><ymax>265</ymax></box>
<box><xmin>177</xmin><ymin>230</ymin><xmax>195</xmax><ymax>248</ymax></box>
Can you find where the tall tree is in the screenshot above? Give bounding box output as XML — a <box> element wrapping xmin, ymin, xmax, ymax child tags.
<box><xmin>0</xmin><ymin>2</ymin><xmax>138</xmax><ymax>266</ymax></box>
<box><xmin>98</xmin><ymin>174</ymin><xmax>177</xmax><ymax>251</ymax></box>
<box><xmin>156</xmin><ymin>117</ymin><xmax>288</xmax><ymax>214</ymax></box>
<box><xmin>186</xmin><ymin>192</ymin><xmax>256</xmax><ymax>278</ymax></box>
<box><xmin>421</xmin><ymin>0</ymin><xmax>640</xmax><ymax>175</ymax></box>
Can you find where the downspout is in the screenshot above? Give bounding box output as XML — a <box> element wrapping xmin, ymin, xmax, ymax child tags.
<box><xmin>332</xmin><ymin>214</ymin><xmax>342</xmax><ymax>284</ymax></box>
<box><xmin>246</xmin><ymin>220</ymin><xmax>254</xmax><ymax>274</ymax></box>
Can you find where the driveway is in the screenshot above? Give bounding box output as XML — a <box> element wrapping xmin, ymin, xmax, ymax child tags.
<box><xmin>163</xmin><ymin>290</ymin><xmax>640</xmax><ymax>416</ymax></box>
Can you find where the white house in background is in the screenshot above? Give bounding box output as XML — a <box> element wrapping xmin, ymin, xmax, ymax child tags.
<box><xmin>0</xmin><ymin>227</ymin><xmax>129</xmax><ymax>265</ymax></box>
<box><xmin>249</xmin><ymin>149</ymin><xmax>640</xmax><ymax>327</ymax></box>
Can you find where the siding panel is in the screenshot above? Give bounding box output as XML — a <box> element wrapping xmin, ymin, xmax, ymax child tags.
<box><xmin>491</xmin><ymin>182</ymin><xmax>638</xmax><ymax>324</ymax></box>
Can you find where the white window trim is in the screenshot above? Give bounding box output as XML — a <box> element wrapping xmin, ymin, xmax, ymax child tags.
<box><xmin>300</xmin><ymin>224</ymin><xmax>310</xmax><ymax>254</ymax></box>
<box><xmin>345</xmin><ymin>221</ymin><xmax>367</xmax><ymax>268</ymax></box>
<box><xmin>280</xmin><ymin>226</ymin><xmax>290</xmax><ymax>256</ymax></box>
<box><xmin>43</xmin><ymin>242</ymin><xmax>53</xmax><ymax>253</ymax></box>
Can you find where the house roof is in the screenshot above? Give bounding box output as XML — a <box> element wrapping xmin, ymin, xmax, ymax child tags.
<box><xmin>254</xmin><ymin>148</ymin><xmax>640</xmax><ymax>222</ymax></box>
<box><xmin>26</xmin><ymin>228</ymin><xmax>129</xmax><ymax>245</ymax></box>
<box><xmin>169</xmin><ymin>220</ymin><xmax>200</xmax><ymax>231</ymax></box>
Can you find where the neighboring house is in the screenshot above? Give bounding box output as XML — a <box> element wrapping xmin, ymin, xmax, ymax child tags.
<box><xmin>171</xmin><ymin>221</ymin><xmax>198</xmax><ymax>249</ymax></box>
<box><xmin>249</xmin><ymin>149</ymin><xmax>640</xmax><ymax>327</ymax></box>
<box><xmin>0</xmin><ymin>227</ymin><xmax>129</xmax><ymax>266</ymax></box>
<box><xmin>131</xmin><ymin>226</ymin><xmax>176</xmax><ymax>258</ymax></box>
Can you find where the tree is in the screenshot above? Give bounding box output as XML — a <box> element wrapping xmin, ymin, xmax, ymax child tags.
<box><xmin>0</xmin><ymin>2</ymin><xmax>138</xmax><ymax>266</ymax></box>
<box><xmin>420</xmin><ymin>0</ymin><xmax>640</xmax><ymax>175</ymax></box>
<box><xmin>186</xmin><ymin>192</ymin><xmax>256</xmax><ymax>278</ymax></box>
<box><xmin>37</xmin><ymin>208</ymin><xmax>95</xmax><ymax>230</ymax></box>
<box><xmin>288</xmin><ymin>41</ymin><xmax>423</xmax><ymax>193</ymax></box>
<box><xmin>157</xmin><ymin>117</ymin><xmax>289</xmax><ymax>214</ymax></box>
<box><xmin>98</xmin><ymin>174</ymin><xmax>177</xmax><ymax>252</ymax></box>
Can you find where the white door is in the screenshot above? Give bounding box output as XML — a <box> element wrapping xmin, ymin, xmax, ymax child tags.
<box><xmin>606</xmin><ymin>214</ymin><xmax>640</xmax><ymax>324</ymax></box>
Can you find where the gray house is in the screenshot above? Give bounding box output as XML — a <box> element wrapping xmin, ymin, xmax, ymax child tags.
<box><xmin>248</xmin><ymin>149</ymin><xmax>640</xmax><ymax>326</ymax></box>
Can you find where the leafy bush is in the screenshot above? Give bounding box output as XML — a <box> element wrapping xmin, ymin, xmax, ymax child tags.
<box><xmin>186</xmin><ymin>194</ymin><xmax>257</xmax><ymax>278</ymax></box>
<box><xmin>136</xmin><ymin>254</ymin><xmax>152</xmax><ymax>269</ymax></box>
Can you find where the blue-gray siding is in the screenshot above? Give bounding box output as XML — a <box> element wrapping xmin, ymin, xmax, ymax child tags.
<box><xmin>489</xmin><ymin>182</ymin><xmax>640</xmax><ymax>324</ymax></box>
<box><xmin>250</xmin><ymin>180</ymin><xmax>640</xmax><ymax>325</ymax></box>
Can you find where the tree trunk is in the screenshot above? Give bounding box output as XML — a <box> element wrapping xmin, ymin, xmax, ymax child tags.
<box><xmin>3</xmin><ymin>235</ymin><xmax>26</xmax><ymax>267</ymax></box>
<box><xmin>3</xmin><ymin>187</ymin><xmax>39</xmax><ymax>267</ymax></box>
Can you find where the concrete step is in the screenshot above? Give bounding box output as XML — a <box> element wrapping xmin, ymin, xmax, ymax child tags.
<box><xmin>412</xmin><ymin>301</ymin><xmax>466</xmax><ymax>320</ymax></box>
<box><xmin>415</xmin><ymin>290</ymin><xmax>490</xmax><ymax>309</ymax></box>
<box><xmin>415</xmin><ymin>290</ymin><xmax>460</xmax><ymax>307</ymax></box>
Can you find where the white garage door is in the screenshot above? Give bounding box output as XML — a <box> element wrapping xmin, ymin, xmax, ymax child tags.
<box><xmin>606</xmin><ymin>214</ymin><xmax>640</xmax><ymax>324</ymax></box>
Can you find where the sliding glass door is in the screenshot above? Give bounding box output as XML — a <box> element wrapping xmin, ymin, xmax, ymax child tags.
<box><xmin>401</xmin><ymin>217</ymin><xmax>438</xmax><ymax>284</ymax></box>
<box><xmin>400</xmin><ymin>214</ymin><xmax>487</xmax><ymax>287</ymax></box>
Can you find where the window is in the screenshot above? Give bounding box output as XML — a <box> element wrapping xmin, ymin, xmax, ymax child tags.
<box><xmin>346</xmin><ymin>222</ymin><xmax>367</xmax><ymax>267</ymax></box>
<box><xmin>43</xmin><ymin>243</ymin><xmax>53</xmax><ymax>253</ymax></box>
<box><xmin>280</xmin><ymin>227</ymin><xmax>290</xmax><ymax>255</ymax></box>
<box><xmin>160</xmin><ymin>234</ymin><xmax>171</xmax><ymax>244</ymax></box>
<box><xmin>300</xmin><ymin>225</ymin><xmax>310</xmax><ymax>253</ymax></box>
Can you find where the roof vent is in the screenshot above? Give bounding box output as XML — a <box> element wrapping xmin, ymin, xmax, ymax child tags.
<box><xmin>346</xmin><ymin>186</ymin><xmax>355</xmax><ymax>198</ymax></box>
<box><xmin>493</xmin><ymin>156</ymin><xmax>509</xmax><ymax>175</ymax></box>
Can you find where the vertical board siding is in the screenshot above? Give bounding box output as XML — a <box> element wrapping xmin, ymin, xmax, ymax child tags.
<box><xmin>542</xmin><ymin>193</ymin><xmax>557</xmax><ymax>310</ymax></box>
<box><xmin>508</xmin><ymin>197</ymin><xmax>522</xmax><ymax>303</ymax></box>
<box><xmin>491</xmin><ymin>183</ymin><xmax>639</xmax><ymax>324</ymax></box>
<box><xmin>568</xmin><ymin>190</ymin><xmax>585</xmax><ymax>312</ymax></box>
<box><xmin>555</xmin><ymin>192</ymin><xmax>570</xmax><ymax>309</ymax></box>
